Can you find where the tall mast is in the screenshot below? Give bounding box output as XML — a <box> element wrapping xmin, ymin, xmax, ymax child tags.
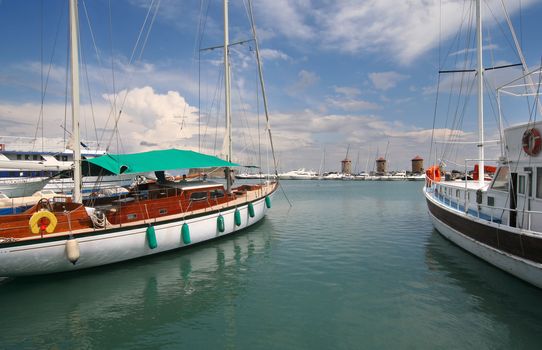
<box><xmin>69</xmin><ymin>0</ymin><xmax>82</xmax><ymax>202</ymax></box>
<box><xmin>476</xmin><ymin>0</ymin><xmax>485</xmax><ymax>185</ymax></box>
<box><xmin>223</xmin><ymin>0</ymin><xmax>232</xmax><ymax>193</ymax></box>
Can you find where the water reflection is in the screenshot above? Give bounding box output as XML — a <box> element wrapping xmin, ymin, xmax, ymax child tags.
<box><xmin>0</xmin><ymin>220</ymin><xmax>274</xmax><ymax>348</ymax></box>
<box><xmin>425</xmin><ymin>230</ymin><xmax>542</xmax><ymax>346</ymax></box>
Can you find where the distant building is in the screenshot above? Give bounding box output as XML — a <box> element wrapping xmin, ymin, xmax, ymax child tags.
<box><xmin>341</xmin><ymin>158</ymin><xmax>352</xmax><ymax>174</ymax></box>
<box><xmin>376</xmin><ymin>157</ymin><xmax>387</xmax><ymax>174</ymax></box>
<box><xmin>411</xmin><ymin>155</ymin><xmax>424</xmax><ymax>174</ymax></box>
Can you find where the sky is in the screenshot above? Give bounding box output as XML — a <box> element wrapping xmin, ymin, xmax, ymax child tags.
<box><xmin>0</xmin><ymin>0</ymin><xmax>541</xmax><ymax>173</ymax></box>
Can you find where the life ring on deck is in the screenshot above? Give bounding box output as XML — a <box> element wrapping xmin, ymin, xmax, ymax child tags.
<box><xmin>522</xmin><ymin>128</ymin><xmax>541</xmax><ymax>156</ymax></box>
<box><xmin>29</xmin><ymin>210</ymin><xmax>58</xmax><ymax>234</ymax></box>
<box><xmin>425</xmin><ymin>165</ymin><xmax>441</xmax><ymax>183</ymax></box>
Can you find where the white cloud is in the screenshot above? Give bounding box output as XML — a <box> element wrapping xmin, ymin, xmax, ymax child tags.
<box><xmin>326</xmin><ymin>97</ymin><xmax>380</xmax><ymax>112</ymax></box>
<box><xmin>333</xmin><ymin>86</ymin><xmax>361</xmax><ymax>98</ymax></box>
<box><xmin>260</xmin><ymin>48</ymin><xmax>290</xmax><ymax>61</ymax></box>
<box><xmin>255</xmin><ymin>0</ymin><xmax>538</xmax><ymax>65</ymax></box>
<box><xmin>288</xmin><ymin>69</ymin><xmax>319</xmax><ymax>94</ymax></box>
<box><xmin>369</xmin><ymin>71</ymin><xmax>409</xmax><ymax>91</ymax></box>
<box><xmin>252</xmin><ymin>0</ymin><xmax>314</xmax><ymax>40</ymax></box>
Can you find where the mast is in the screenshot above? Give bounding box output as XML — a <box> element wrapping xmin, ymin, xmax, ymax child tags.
<box><xmin>476</xmin><ymin>0</ymin><xmax>485</xmax><ymax>185</ymax></box>
<box><xmin>223</xmin><ymin>0</ymin><xmax>232</xmax><ymax>193</ymax></box>
<box><xmin>69</xmin><ymin>0</ymin><xmax>82</xmax><ymax>203</ymax></box>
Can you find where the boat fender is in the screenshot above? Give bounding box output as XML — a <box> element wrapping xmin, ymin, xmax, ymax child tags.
<box><xmin>181</xmin><ymin>223</ymin><xmax>191</xmax><ymax>244</ymax></box>
<box><xmin>65</xmin><ymin>239</ymin><xmax>80</xmax><ymax>265</ymax></box>
<box><xmin>29</xmin><ymin>210</ymin><xmax>58</xmax><ymax>234</ymax></box>
<box><xmin>248</xmin><ymin>202</ymin><xmax>255</xmax><ymax>218</ymax></box>
<box><xmin>234</xmin><ymin>209</ymin><xmax>242</xmax><ymax>226</ymax></box>
<box><xmin>217</xmin><ymin>215</ymin><xmax>225</xmax><ymax>232</ymax></box>
<box><xmin>146</xmin><ymin>225</ymin><xmax>158</xmax><ymax>249</ymax></box>
<box><xmin>522</xmin><ymin>128</ymin><xmax>542</xmax><ymax>156</ymax></box>
<box><xmin>265</xmin><ymin>196</ymin><xmax>271</xmax><ymax>208</ymax></box>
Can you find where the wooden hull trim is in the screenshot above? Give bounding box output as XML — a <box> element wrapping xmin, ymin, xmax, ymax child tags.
<box><xmin>0</xmin><ymin>183</ymin><xmax>277</xmax><ymax>248</ymax></box>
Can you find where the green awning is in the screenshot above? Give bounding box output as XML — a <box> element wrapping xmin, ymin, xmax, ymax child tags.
<box><xmin>84</xmin><ymin>149</ymin><xmax>238</xmax><ymax>175</ymax></box>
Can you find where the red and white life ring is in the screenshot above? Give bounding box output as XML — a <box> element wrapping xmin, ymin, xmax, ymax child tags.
<box><xmin>522</xmin><ymin>128</ymin><xmax>542</xmax><ymax>156</ymax></box>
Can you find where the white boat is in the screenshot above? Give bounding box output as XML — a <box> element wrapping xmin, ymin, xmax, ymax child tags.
<box><xmin>0</xmin><ymin>137</ymin><xmax>134</xmax><ymax>195</ymax></box>
<box><xmin>0</xmin><ymin>190</ymin><xmax>70</xmax><ymax>215</ymax></box>
<box><xmin>424</xmin><ymin>0</ymin><xmax>542</xmax><ymax>288</ymax></box>
<box><xmin>0</xmin><ymin>177</ymin><xmax>50</xmax><ymax>198</ymax></box>
<box><xmin>0</xmin><ymin>0</ymin><xmax>278</xmax><ymax>276</ymax></box>
<box><xmin>278</xmin><ymin>168</ymin><xmax>317</xmax><ymax>180</ymax></box>
<box><xmin>407</xmin><ymin>173</ymin><xmax>425</xmax><ymax>181</ymax></box>
<box><xmin>387</xmin><ymin>171</ymin><xmax>407</xmax><ymax>181</ymax></box>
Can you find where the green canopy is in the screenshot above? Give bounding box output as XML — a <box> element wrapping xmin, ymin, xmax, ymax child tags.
<box><xmin>84</xmin><ymin>149</ymin><xmax>238</xmax><ymax>175</ymax></box>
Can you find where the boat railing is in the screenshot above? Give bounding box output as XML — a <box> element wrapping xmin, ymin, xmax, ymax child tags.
<box><xmin>429</xmin><ymin>181</ymin><xmax>542</xmax><ymax>231</ymax></box>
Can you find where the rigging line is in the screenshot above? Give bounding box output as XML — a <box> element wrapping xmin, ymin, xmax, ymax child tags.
<box><xmin>107</xmin><ymin>0</ymin><xmax>160</xmax><ymax>150</ymax></box>
<box><xmin>440</xmin><ymin>0</ymin><xmax>470</xmax><ymax>70</ymax></box>
<box><xmin>63</xmin><ymin>23</ymin><xmax>70</xmax><ymax>149</ymax></box>
<box><xmin>33</xmin><ymin>1</ymin><xmax>66</xmax><ymax>150</ymax></box>
<box><xmin>230</xmin><ymin>53</ymin><xmax>258</xmax><ymax>161</ymax></box>
<box><xmin>485</xmin><ymin>1</ymin><xmax>522</xmax><ymax>64</ymax></box>
<box><xmin>499</xmin><ymin>0</ymin><xmax>542</xmax><ymax>116</ymax></box>
<box><xmin>81</xmin><ymin>0</ymin><xmax>102</xmax><ymax>146</ymax></box>
<box><xmin>196</xmin><ymin>0</ymin><xmax>213</xmax><ymax>152</ymax></box>
<box><xmin>138</xmin><ymin>0</ymin><xmax>161</xmax><ymax>62</ymax></box>
<box><xmin>108</xmin><ymin>0</ymin><xmax>117</xmax><ymax>142</ymax></box>
<box><xmin>81</xmin><ymin>41</ymin><xmax>99</xmax><ymax>150</ymax></box>
<box><xmin>41</xmin><ymin>0</ymin><xmax>44</xmax><ymax>151</ymax></box>
<box><xmin>442</xmin><ymin>2</ymin><xmax>474</xmax><ymax>161</ymax></box>
<box><xmin>99</xmin><ymin>0</ymin><xmax>156</xmax><ymax>147</ymax></box>
<box><xmin>247</xmin><ymin>0</ymin><xmax>280</xmax><ymax>178</ymax></box>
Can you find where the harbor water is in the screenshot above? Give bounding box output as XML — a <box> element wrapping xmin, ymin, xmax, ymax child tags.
<box><xmin>1</xmin><ymin>180</ymin><xmax>542</xmax><ymax>349</ymax></box>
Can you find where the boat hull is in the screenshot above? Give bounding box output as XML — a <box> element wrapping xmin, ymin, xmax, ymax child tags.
<box><xmin>0</xmin><ymin>192</ymin><xmax>274</xmax><ymax>276</ymax></box>
<box><xmin>425</xmin><ymin>191</ymin><xmax>542</xmax><ymax>288</ymax></box>
<box><xmin>0</xmin><ymin>177</ymin><xmax>49</xmax><ymax>197</ymax></box>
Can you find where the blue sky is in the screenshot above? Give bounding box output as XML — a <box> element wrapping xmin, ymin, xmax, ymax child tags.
<box><xmin>0</xmin><ymin>0</ymin><xmax>541</xmax><ymax>172</ymax></box>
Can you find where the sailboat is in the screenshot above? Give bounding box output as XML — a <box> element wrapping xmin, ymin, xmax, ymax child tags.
<box><xmin>424</xmin><ymin>0</ymin><xmax>542</xmax><ymax>288</ymax></box>
<box><xmin>0</xmin><ymin>0</ymin><xmax>278</xmax><ymax>276</ymax></box>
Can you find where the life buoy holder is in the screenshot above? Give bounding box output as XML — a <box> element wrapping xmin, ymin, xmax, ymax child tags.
<box><xmin>29</xmin><ymin>210</ymin><xmax>58</xmax><ymax>234</ymax></box>
<box><xmin>522</xmin><ymin>128</ymin><xmax>542</xmax><ymax>156</ymax></box>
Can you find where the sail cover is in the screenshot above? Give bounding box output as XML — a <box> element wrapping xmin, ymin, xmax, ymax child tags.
<box><xmin>84</xmin><ymin>149</ymin><xmax>238</xmax><ymax>175</ymax></box>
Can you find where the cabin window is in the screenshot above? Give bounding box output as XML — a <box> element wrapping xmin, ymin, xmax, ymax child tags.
<box><xmin>16</xmin><ymin>154</ymin><xmax>21</xmax><ymax>160</ymax></box>
<box><xmin>491</xmin><ymin>166</ymin><xmax>509</xmax><ymax>192</ymax></box>
<box><xmin>127</xmin><ymin>213</ymin><xmax>137</xmax><ymax>220</ymax></box>
<box><xmin>33</xmin><ymin>155</ymin><xmax>38</xmax><ymax>160</ymax></box>
<box><xmin>24</xmin><ymin>154</ymin><xmax>30</xmax><ymax>160</ymax></box>
<box><xmin>487</xmin><ymin>196</ymin><xmax>495</xmax><ymax>206</ymax></box>
<box><xmin>536</xmin><ymin>168</ymin><xmax>542</xmax><ymax>198</ymax></box>
<box><xmin>62</xmin><ymin>155</ymin><xmax>68</xmax><ymax>161</ymax></box>
<box><xmin>210</xmin><ymin>189</ymin><xmax>225</xmax><ymax>199</ymax></box>
<box><xmin>159</xmin><ymin>209</ymin><xmax>167</xmax><ymax>215</ymax></box>
<box><xmin>189</xmin><ymin>191</ymin><xmax>207</xmax><ymax>201</ymax></box>
<box><xmin>518</xmin><ymin>175</ymin><xmax>526</xmax><ymax>195</ymax></box>
<box><xmin>456</xmin><ymin>189</ymin><xmax>460</xmax><ymax>198</ymax></box>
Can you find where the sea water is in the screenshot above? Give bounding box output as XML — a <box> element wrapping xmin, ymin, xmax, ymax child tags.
<box><xmin>1</xmin><ymin>180</ymin><xmax>541</xmax><ymax>349</ymax></box>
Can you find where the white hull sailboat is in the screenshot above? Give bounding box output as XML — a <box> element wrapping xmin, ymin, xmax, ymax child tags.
<box><xmin>0</xmin><ymin>0</ymin><xmax>279</xmax><ymax>276</ymax></box>
<box><xmin>424</xmin><ymin>0</ymin><xmax>542</xmax><ymax>288</ymax></box>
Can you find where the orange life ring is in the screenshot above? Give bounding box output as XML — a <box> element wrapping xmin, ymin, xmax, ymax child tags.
<box><xmin>522</xmin><ymin>128</ymin><xmax>541</xmax><ymax>156</ymax></box>
<box><xmin>29</xmin><ymin>210</ymin><xmax>58</xmax><ymax>234</ymax></box>
<box><xmin>425</xmin><ymin>165</ymin><xmax>441</xmax><ymax>183</ymax></box>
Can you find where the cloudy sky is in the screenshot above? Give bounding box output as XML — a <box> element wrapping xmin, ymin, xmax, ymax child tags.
<box><xmin>0</xmin><ymin>0</ymin><xmax>540</xmax><ymax>173</ymax></box>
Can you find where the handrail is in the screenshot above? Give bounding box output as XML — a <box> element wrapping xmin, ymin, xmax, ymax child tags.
<box><xmin>428</xmin><ymin>180</ymin><xmax>542</xmax><ymax>231</ymax></box>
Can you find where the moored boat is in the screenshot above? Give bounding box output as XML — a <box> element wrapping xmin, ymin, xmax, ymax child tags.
<box><xmin>424</xmin><ymin>0</ymin><xmax>542</xmax><ymax>288</ymax></box>
<box><xmin>0</xmin><ymin>0</ymin><xmax>278</xmax><ymax>276</ymax></box>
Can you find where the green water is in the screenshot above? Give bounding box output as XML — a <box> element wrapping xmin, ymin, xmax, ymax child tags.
<box><xmin>1</xmin><ymin>181</ymin><xmax>542</xmax><ymax>349</ymax></box>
